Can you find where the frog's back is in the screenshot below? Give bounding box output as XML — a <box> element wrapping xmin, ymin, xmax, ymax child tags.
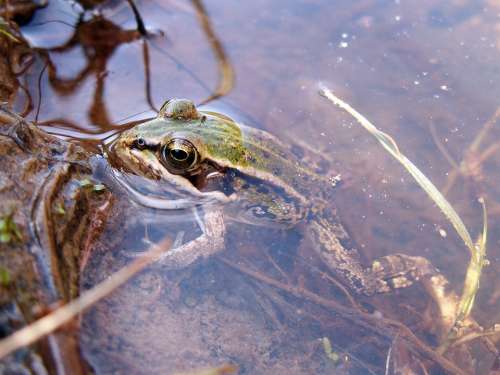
<box><xmin>238</xmin><ymin>123</ymin><xmax>332</xmax><ymax>199</ymax></box>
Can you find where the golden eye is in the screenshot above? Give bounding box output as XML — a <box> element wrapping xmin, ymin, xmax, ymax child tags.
<box><xmin>161</xmin><ymin>139</ymin><xmax>198</xmax><ymax>174</ymax></box>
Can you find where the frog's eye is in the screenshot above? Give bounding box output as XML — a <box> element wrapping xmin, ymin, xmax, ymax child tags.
<box><xmin>161</xmin><ymin>139</ymin><xmax>199</xmax><ymax>174</ymax></box>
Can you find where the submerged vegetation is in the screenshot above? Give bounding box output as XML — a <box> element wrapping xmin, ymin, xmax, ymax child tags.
<box><xmin>0</xmin><ymin>266</ymin><xmax>10</xmax><ymax>286</ymax></box>
<box><xmin>0</xmin><ymin>211</ymin><xmax>22</xmax><ymax>244</ymax></box>
<box><xmin>0</xmin><ymin>17</ymin><xmax>20</xmax><ymax>43</ymax></box>
<box><xmin>79</xmin><ymin>178</ymin><xmax>107</xmax><ymax>192</ymax></box>
<box><xmin>0</xmin><ymin>0</ymin><xmax>498</xmax><ymax>373</ymax></box>
<box><xmin>320</xmin><ymin>86</ymin><xmax>496</xmax><ymax>350</ymax></box>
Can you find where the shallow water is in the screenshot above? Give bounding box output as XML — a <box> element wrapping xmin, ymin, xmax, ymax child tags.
<box><xmin>14</xmin><ymin>0</ymin><xmax>500</xmax><ymax>373</ymax></box>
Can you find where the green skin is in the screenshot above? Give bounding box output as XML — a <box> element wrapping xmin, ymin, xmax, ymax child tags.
<box><xmin>109</xmin><ymin>99</ymin><xmax>441</xmax><ymax>297</ymax></box>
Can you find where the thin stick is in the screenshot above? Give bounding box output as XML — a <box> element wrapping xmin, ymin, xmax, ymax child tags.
<box><xmin>125</xmin><ymin>0</ymin><xmax>148</xmax><ymax>36</ymax></box>
<box><xmin>191</xmin><ymin>0</ymin><xmax>235</xmax><ymax>104</ymax></box>
<box><xmin>468</xmin><ymin>107</ymin><xmax>500</xmax><ymax>153</ymax></box>
<box><xmin>429</xmin><ymin>122</ymin><xmax>459</xmax><ymax>169</ymax></box>
<box><xmin>449</xmin><ymin>324</ymin><xmax>500</xmax><ymax>348</ymax></box>
<box><xmin>0</xmin><ymin>236</ymin><xmax>172</xmax><ymax>359</ymax></box>
<box><xmin>442</xmin><ymin>107</ymin><xmax>500</xmax><ymax>194</ymax></box>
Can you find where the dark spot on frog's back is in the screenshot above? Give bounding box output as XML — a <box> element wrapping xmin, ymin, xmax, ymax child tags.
<box><xmin>290</xmin><ymin>144</ymin><xmax>305</xmax><ymax>159</ymax></box>
<box><xmin>256</xmin><ymin>185</ymin><xmax>269</xmax><ymax>194</ymax></box>
<box><xmin>50</xmin><ymin>145</ymin><xmax>64</xmax><ymax>156</ymax></box>
<box><xmin>245</xmin><ymin>153</ymin><xmax>256</xmax><ymax>163</ymax></box>
<box><xmin>315</xmin><ymin>159</ymin><xmax>330</xmax><ymax>174</ymax></box>
<box><xmin>261</xmin><ymin>150</ymin><xmax>271</xmax><ymax>159</ymax></box>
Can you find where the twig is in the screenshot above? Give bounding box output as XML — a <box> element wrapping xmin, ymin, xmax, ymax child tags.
<box><xmin>0</xmin><ymin>236</ymin><xmax>172</xmax><ymax>359</ymax></box>
<box><xmin>125</xmin><ymin>0</ymin><xmax>148</xmax><ymax>36</ymax></box>
<box><xmin>220</xmin><ymin>257</ymin><xmax>467</xmax><ymax>375</ymax></box>
<box><xmin>449</xmin><ymin>324</ymin><xmax>500</xmax><ymax>348</ymax></box>
<box><xmin>321</xmin><ymin>271</ymin><xmax>363</xmax><ymax>311</ymax></box>
<box><xmin>191</xmin><ymin>0</ymin><xmax>235</xmax><ymax>104</ymax></box>
<box><xmin>442</xmin><ymin>107</ymin><xmax>500</xmax><ymax>194</ymax></box>
<box><xmin>429</xmin><ymin>122</ymin><xmax>459</xmax><ymax>169</ymax></box>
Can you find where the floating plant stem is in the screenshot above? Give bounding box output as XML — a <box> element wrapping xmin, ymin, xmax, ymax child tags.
<box><xmin>318</xmin><ymin>85</ymin><xmax>488</xmax><ymax>344</ymax></box>
<box><xmin>125</xmin><ymin>0</ymin><xmax>148</xmax><ymax>36</ymax></box>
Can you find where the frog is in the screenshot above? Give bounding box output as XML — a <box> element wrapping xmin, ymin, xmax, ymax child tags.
<box><xmin>108</xmin><ymin>98</ymin><xmax>442</xmax><ymax>297</ymax></box>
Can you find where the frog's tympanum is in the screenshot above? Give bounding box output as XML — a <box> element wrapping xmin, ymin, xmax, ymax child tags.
<box><xmin>110</xmin><ymin>99</ymin><xmax>441</xmax><ymax>296</ymax></box>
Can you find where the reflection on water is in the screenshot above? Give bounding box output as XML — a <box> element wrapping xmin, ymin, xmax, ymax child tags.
<box><xmin>16</xmin><ymin>0</ymin><xmax>234</xmax><ymax>140</ymax></box>
<box><xmin>10</xmin><ymin>0</ymin><xmax>500</xmax><ymax>373</ymax></box>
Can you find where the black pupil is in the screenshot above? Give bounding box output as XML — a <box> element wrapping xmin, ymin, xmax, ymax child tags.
<box><xmin>170</xmin><ymin>148</ymin><xmax>188</xmax><ymax>161</ymax></box>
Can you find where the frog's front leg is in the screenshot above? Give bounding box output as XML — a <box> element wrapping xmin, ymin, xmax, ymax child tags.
<box><xmin>158</xmin><ymin>208</ymin><xmax>225</xmax><ymax>268</ymax></box>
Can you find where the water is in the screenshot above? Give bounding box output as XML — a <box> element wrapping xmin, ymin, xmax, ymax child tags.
<box><xmin>13</xmin><ymin>0</ymin><xmax>500</xmax><ymax>373</ymax></box>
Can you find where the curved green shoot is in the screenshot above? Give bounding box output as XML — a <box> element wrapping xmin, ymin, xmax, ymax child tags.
<box><xmin>319</xmin><ymin>85</ymin><xmax>487</xmax><ymax>340</ymax></box>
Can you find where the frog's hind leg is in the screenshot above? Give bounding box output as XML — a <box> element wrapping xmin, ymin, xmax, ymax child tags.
<box><xmin>369</xmin><ymin>254</ymin><xmax>461</xmax><ymax>333</ymax></box>
<box><xmin>305</xmin><ymin>214</ymin><xmax>461</xmax><ymax>332</ymax></box>
<box><xmin>369</xmin><ymin>253</ymin><xmax>442</xmax><ymax>294</ymax></box>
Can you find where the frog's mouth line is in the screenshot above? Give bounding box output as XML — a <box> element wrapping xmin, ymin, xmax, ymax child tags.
<box><xmin>185</xmin><ymin>160</ymin><xmax>232</xmax><ymax>195</ymax></box>
<box><xmin>124</xmin><ymin>147</ymin><xmax>229</xmax><ymax>195</ymax></box>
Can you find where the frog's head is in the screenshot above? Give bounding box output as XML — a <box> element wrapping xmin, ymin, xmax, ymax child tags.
<box><xmin>110</xmin><ymin>99</ymin><xmax>309</xmax><ymax>223</ymax></box>
<box><xmin>111</xmin><ymin>99</ymin><xmax>251</xmax><ymax>195</ymax></box>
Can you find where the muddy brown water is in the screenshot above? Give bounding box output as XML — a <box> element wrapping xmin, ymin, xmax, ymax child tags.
<box><xmin>4</xmin><ymin>0</ymin><xmax>500</xmax><ymax>374</ymax></box>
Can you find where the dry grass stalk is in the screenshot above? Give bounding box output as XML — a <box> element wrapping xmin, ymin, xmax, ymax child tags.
<box><xmin>318</xmin><ymin>85</ymin><xmax>488</xmax><ymax>346</ymax></box>
<box><xmin>0</xmin><ymin>236</ymin><xmax>172</xmax><ymax>359</ymax></box>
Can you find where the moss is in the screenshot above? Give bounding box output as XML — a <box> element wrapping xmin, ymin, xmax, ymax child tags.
<box><xmin>0</xmin><ymin>17</ymin><xmax>20</xmax><ymax>43</ymax></box>
<box><xmin>79</xmin><ymin>178</ymin><xmax>106</xmax><ymax>193</ymax></box>
<box><xmin>0</xmin><ymin>211</ymin><xmax>23</xmax><ymax>244</ymax></box>
<box><xmin>0</xmin><ymin>266</ymin><xmax>10</xmax><ymax>286</ymax></box>
<box><xmin>54</xmin><ymin>202</ymin><xmax>66</xmax><ymax>215</ymax></box>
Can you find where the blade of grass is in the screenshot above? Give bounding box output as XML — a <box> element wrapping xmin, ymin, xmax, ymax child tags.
<box><xmin>457</xmin><ymin>198</ymin><xmax>487</xmax><ymax>321</ymax></box>
<box><xmin>318</xmin><ymin>85</ymin><xmax>487</xmax><ymax>342</ymax></box>
<box><xmin>437</xmin><ymin>198</ymin><xmax>489</xmax><ymax>352</ymax></box>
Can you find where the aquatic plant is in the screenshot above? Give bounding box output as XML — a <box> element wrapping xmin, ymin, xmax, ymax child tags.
<box><xmin>0</xmin><ymin>17</ymin><xmax>20</xmax><ymax>43</ymax></box>
<box><xmin>319</xmin><ymin>85</ymin><xmax>490</xmax><ymax>349</ymax></box>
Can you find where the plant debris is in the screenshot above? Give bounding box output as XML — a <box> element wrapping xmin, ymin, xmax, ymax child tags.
<box><xmin>319</xmin><ymin>85</ymin><xmax>491</xmax><ymax>348</ymax></box>
<box><xmin>79</xmin><ymin>178</ymin><xmax>106</xmax><ymax>192</ymax></box>
<box><xmin>0</xmin><ymin>267</ymin><xmax>10</xmax><ymax>286</ymax></box>
<box><xmin>0</xmin><ymin>211</ymin><xmax>22</xmax><ymax>244</ymax></box>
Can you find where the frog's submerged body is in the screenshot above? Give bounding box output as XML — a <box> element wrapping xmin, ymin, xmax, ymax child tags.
<box><xmin>109</xmin><ymin>99</ymin><xmax>439</xmax><ymax>296</ymax></box>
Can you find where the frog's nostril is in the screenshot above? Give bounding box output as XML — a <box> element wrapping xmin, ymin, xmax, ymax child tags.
<box><xmin>136</xmin><ymin>138</ymin><xmax>146</xmax><ymax>147</ymax></box>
